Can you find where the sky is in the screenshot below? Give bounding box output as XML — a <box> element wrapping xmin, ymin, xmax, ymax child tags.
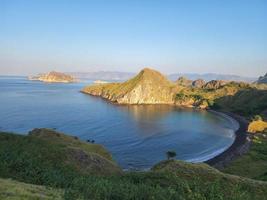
<box><xmin>0</xmin><ymin>0</ymin><xmax>266</xmax><ymax>77</ymax></box>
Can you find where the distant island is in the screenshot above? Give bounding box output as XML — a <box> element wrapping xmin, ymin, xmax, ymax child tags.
<box><xmin>28</xmin><ymin>71</ymin><xmax>76</xmax><ymax>83</ymax></box>
<box><xmin>82</xmin><ymin>68</ymin><xmax>267</xmax><ymax>113</ymax></box>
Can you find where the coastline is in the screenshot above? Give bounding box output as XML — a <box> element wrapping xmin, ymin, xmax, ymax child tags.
<box><xmin>205</xmin><ymin>110</ymin><xmax>251</xmax><ymax>169</ymax></box>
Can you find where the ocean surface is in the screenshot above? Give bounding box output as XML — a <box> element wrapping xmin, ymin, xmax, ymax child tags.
<box><xmin>0</xmin><ymin>76</ymin><xmax>239</xmax><ymax>170</ymax></box>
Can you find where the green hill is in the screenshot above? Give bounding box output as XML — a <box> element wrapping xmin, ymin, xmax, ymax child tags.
<box><xmin>1</xmin><ymin>130</ymin><xmax>267</xmax><ymax>200</ymax></box>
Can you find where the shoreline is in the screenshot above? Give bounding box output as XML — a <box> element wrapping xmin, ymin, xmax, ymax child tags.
<box><xmin>205</xmin><ymin>110</ymin><xmax>251</xmax><ymax>169</ymax></box>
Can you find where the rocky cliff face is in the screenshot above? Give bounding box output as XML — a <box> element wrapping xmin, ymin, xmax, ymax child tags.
<box><xmin>82</xmin><ymin>68</ymin><xmax>176</xmax><ymax>104</ymax></box>
<box><xmin>256</xmin><ymin>73</ymin><xmax>267</xmax><ymax>84</ymax></box>
<box><xmin>203</xmin><ymin>80</ymin><xmax>226</xmax><ymax>89</ymax></box>
<box><xmin>175</xmin><ymin>76</ymin><xmax>192</xmax><ymax>86</ymax></box>
<box><xmin>192</xmin><ymin>79</ymin><xmax>205</xmax><ymax>88</ymax></box>
<box><xmin>29</xmin><ymin>71</ymin><xmax>76</xmax><ymax>83</ymax></box>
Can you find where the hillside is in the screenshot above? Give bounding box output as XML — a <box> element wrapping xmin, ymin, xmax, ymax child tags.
<box><xmin>0</xmin><ymin>128</ymin><xmax>121</xmax><ymax>180</ymax></box>
<box><xmin>28</xmin><ymin>71</ymin><xmax>76</xmax><ymax>83</ymax></box>
<box><xmin>82</xmin><ymin>68</ymin><xmax>177</xmax><ymax>104</ymax></box>
<box><xmin>223</xmin><ymin>132</ymin><xmax>267</xmax><ymax>181</ymax></box>
<box><xmin>0</xmin><ymin>178</ymin><xmax>63</xmax><ymax>200</ymax></box>
<box><xmin>1</xmin><ymin>130</ymin><xmax>267</xmax><ymax>199</ymax></box>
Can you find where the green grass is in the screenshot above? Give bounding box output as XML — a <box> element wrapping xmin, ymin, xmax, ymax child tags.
<box><xmin>0</xmin><ymin>129</ymin><xmax>121</xmax><ymax>188</ymax></box>
<box><xmin>222</xmin><ymin>133</ymin><xmax>267</xmax><ymax>181</ymax></box>
<box><xmin>0</xmin><ymin>178</ymin><xmax>63</xmax><ymax>200</ymax></box>
<box><xmin>1</xmin><ymin>129</ymin><xmax>267</xmax><ymax>200</ymax></box>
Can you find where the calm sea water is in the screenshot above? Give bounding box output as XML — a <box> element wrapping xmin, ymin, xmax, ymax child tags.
<box><xmin>0</xmin><ymin>76</ymin><xmax>238</xmax><ymax>170</ymax></box>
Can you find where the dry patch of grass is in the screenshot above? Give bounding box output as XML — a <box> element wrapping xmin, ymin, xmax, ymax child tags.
<box><xmin>0</xmin><ymin>178</ymin><xmax>63</xmax><ymax>200</ymax></box>
<box><xmin>248</xmin><ymin>120</ymin><xmax>267</xmax><ymax>133</ymax></box>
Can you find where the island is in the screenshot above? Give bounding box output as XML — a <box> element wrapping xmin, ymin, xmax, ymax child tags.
<box><xmin>28</xmin><ymin>71</ymin><xmax>76</xmax><ymax>83</ymax></box>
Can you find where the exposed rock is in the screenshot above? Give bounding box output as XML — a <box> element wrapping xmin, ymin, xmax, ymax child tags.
<box><xmin>256</xmin><ymin>73</ymin><xmax>267</xmax><ymax>84</ymax></box>
<box><xmin>82</xmin><ymin>68</ymin><xmax>177</xmax><ymax>104</ymax></box>
<box><xmin>28</xmin><ymin>71</ymin><xmax>76</xmax><ymax>83</ymax></box>
<box><xmin>192</xmin><ymin>79</ymin><xmax>205</xmax><ymax>88</ymax></box>
<box><xmin>203</xmin><ymin>80</ymin><xmax>226</xmax><ymax>89</ymax></box>
<box><xmin>175</xmin><ymin>76</ymin><xmax>192</xmax><ymax>86</ymax></box>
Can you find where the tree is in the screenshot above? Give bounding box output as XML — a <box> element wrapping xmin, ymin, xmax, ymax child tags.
<box><xmin>166</xmin><ymin>151</ymin><xmax>177</xmax><ymax>160</ymax></box>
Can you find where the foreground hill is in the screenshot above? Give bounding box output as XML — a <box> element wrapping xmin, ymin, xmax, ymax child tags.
<box><xmin>28</xmin><ymin>71</ymin><xmax>76</xmax><ymax>83</ymax></box>
<box><xmin>0</xmin><ymin>129</ymin><xmax>267</xmax><ymax>199</ymax></box>
<box><xmin>0</xmin><ymin>178</ymin><xmax>63</xmax><ymax>200</ymax></box>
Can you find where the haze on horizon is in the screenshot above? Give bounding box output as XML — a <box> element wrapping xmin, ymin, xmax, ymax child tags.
<box><xmin>0</xmin><ymin>0</ymin><xmax>266</xmax><ymax>77</ymax></box>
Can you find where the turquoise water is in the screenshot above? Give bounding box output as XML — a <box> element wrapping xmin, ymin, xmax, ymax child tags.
<box><xmin>0</xmin><ymin>76</ymin><xmax>238</xmax><ymax>170</ymax></box>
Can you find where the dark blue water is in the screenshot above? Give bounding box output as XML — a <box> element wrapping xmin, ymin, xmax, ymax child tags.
<box><xmin>0</xmin><ymin>76</ymin><xmax>238</xmax><ymax>170</ymax></box>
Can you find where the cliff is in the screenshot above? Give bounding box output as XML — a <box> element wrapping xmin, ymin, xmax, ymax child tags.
<box><xmin>256</xmin><ymin>73</ymin><xmax>267</xmax><ymax>84</ymax></box>
<box><xmin>29</xmin><ymin>71</ymin><xmax>76</xmax><ymax>83</ymax></box>
<box><xmin>82</xmin><ymin>68</ymin><xmax>177</xmax><ymax>104</ymax></box>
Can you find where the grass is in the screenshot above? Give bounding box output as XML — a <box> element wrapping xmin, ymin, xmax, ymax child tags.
<box><xmin>1</xmin><ymin>129</ymin><xmax>267</xmax><ymax>199</ymax></box>
<box><xmin>0</xmin><ymin>129</ymin><xmax>121</xmax><ymax>188</ymax></box>
<box><xmin>0</xmin><ymin>178</ymin><xmax>63</xmax><ymax>200</ymax></box>
<box><xmin>222</xmin><ymin>133</ymin><xmax>267</xmax><ymax>181</ymax></box>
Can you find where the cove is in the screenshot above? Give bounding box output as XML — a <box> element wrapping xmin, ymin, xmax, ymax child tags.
<box><xmin>0</xmin><ymin>77</ymin><xmax>238</xmax><ymax>170</ymax></box>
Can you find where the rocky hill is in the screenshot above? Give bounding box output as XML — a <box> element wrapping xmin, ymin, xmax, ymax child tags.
<box><xmin>29</xmin><ymin>71</ymin><xmax>76</xmax><ymax>83</ymax></box>
<box><xmin>82</xmin><ymin>68</ymin><xmax>267</xmax><ymax>115</ymax></box>
<box><xmin>256</xmin><ymin>73</ymin><xmax>267</xmax><ymax>84</ymax></box>
<box><xmin>82</xmin><ymin>68</ymin><xmax>177</xmax><ymax>104</ymax></box>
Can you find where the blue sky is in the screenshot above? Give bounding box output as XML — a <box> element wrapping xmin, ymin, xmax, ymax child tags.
<box><xmin>0</xmin><ymin>0</ymin><xmax>266</xmax><ymax>76</ymax></box>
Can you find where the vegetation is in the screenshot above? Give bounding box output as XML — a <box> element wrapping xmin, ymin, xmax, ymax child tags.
<box><xmin>0</xmin><ymin>178</ymin><xmax>63</xmax><ymax>200</ymax></box>
<box><xmin>1</xmin><ymin>130</ymin><xmax>267</xmax><ymax>200</ymax></box>
<box><xmin>213</xmin><ymin>88</ymin><xmax>267</xmax><ymax>117</ymax></box>
<box><xmin>248</xmin><ymin>120</ymin><xmax>267</xmax><ymax>133</ymax></box>
<box><xmin>223</xmin><ymin>133</ymin><xmax>267</xmax><ymax>181</ymax></box>
<box><xmin>166</xmin><ymin>151</ymin><xmax>177</xmax><ymax>160</ymax></box>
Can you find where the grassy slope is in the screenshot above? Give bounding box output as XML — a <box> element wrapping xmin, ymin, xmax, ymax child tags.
<box><xmin>0</xmin><ymin>129</ymin><xmax>121</xmax><ymax>187</ymax></box>
<box><xmin>223</xmin><ymin>133</ymin><xmax>267</xmax><ymax>181</ymax></box>
<box><xmin>0</xmin><ymin>178</ymin><xmax>63</xmax><ymax>200</ymax></box>
<box><xmin>175</xmin><ymin>82</ymin><xmax>267</xmax><ymax>117</ymax></box>
<box><xmin>1</xmin><ymin>130</ymin><xmax>267</xmax><ymax>200</ymax></box>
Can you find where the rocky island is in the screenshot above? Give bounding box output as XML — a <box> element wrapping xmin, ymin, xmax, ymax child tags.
<box><xmin>28</xmin><ymin>71</ymin><xmax>76</xmax><ymax>83</ymax></box>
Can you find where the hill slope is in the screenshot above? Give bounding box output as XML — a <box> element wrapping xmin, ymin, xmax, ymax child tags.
<box><xmin>0</xmin><ymin>178</ymin><xmax>63</xmax><ymax>200</ymax></box>
<box><xmin>82</xmin><ymin>68</ymin><xmax>177</xmax><ymax>104</ymax></box>
<box><xmin>1</xmin><ymin>130</ymin><xmax>267</xmax><ymax>199</ymax></box>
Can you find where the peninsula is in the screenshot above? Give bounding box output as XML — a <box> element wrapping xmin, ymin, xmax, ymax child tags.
<box><xmin>82</xmin><ymin>68</ymin><xmax>267</xmax><ymax>114</ymax></box>
<box><xmin>28</xmin><ymin>71</ymin><xmax>76</xmax><ymax>83</ymax></box>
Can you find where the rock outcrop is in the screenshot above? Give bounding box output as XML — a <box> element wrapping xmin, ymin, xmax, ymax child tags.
<box><xmin>256</xmin><ymin>73</ymin><xmax>267</xmax><ymax>84</ymax></box>
<box><xmin>175</xmin><ymin>76</ymin><xmax>192</xmax><ymax>86</ymax></box>
<box><xmin>82</xmin><ymin>68</ymin><xmax>177</xmax><ymax>104</ymax></box>
<box><xmin>29</xmin><ymin>71</ymin><xmax>76</xmax><ymax>83</ymax></box>
<box><xmin>192</xmin><ymin>79</ymin><xmax>205</xmax><ymax>88</ymax></box>
<box><xmin>203</xmin><ymin>80</ymin><xmax>226</xmax><ymax>89</ymax></box>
